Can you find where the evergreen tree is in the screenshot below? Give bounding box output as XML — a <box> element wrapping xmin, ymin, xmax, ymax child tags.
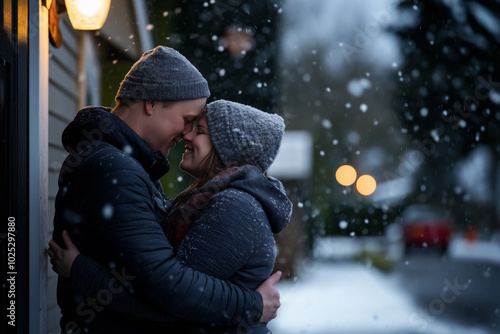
<box><xmin>391</xmin><ymin>0</ymin><xmax>500</xmax><ymax>229</ymax></box>
<box><xmin>167</xmin><ymin>0</ymin><xmax>282</xmax><ymax>113</ymax></box>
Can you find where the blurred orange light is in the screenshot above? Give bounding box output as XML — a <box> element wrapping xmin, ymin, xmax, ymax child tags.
<box><xmin>335</xmin><ymin>165</ymin><xmax>357</xmax><ymax>186</ymax></box>
<box><xmin>356</xmin><ymin>175</ymin><xmax>377</xmax><ymax>196</ymax></box>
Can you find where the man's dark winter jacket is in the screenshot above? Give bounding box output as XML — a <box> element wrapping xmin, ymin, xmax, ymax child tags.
<box><xmin>52</xmin><ymin>107</ymin><xmax>263</xmax><ymax>333</ymax></box>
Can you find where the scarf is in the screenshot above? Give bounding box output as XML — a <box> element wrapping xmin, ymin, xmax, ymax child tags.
<box><xmin>164</xmin><ymin>165</ymin><xmax>252</xmax><ymax>252</ymax></box>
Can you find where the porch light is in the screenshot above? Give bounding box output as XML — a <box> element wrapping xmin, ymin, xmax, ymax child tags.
<box><xmin>48</xmin><ymin>0</ymin><xmax>111</xmax><ymax>47</ymax></box>
<box><xmin>65</xmin><ymin>0</ymin><xmax>111</xmax><ymax>30</ymax></box>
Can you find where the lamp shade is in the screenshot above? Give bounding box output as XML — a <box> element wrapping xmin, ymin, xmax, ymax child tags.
<box><xmin>65</xmin><ymin>0</ymin><xmax>111</xmax><ymax>30</ymax></box>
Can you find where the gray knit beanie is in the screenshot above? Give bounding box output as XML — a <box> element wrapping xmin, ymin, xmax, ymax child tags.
<box><xmin>115</xmin><ymin>46</ymin><xmax>210</xmax><ymax>102</ymax></box>
<box><xmin>206</xmin><ymin>100</ymin><xmax>285</xmax><ymax>172</ymax></box>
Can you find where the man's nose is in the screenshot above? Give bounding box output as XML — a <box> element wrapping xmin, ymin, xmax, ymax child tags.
<box><xmin>182</xmin><ymin>129</ymin><xmax>194</xmax><ymax>141</ymax></box>
<box><xmin>182</xmin><ymin>124</ymin><xmax>194</xmax><ymax>136</ymax></box>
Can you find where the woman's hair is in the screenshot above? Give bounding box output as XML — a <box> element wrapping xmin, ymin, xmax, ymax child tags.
<box><xmin>175</xmin><ymin>146</ymin><xmax>232</xmax><ymax>206</ymax></box>
<box><xmin>192</xmin><ymin>146</ymin><xmax>225</xmax><ymax>187</ymax></box>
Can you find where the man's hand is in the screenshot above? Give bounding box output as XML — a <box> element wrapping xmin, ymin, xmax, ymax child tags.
<box><xmin>256</xmin><ymin>271</ymin><xmax>282</xmax><ymax>322</ymax></box>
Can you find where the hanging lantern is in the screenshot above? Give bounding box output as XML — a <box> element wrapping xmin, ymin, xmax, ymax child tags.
<box><xmin>65</xmin><ymin>0</ymin><xmax>111</xmax><ymax>30</ymax></box>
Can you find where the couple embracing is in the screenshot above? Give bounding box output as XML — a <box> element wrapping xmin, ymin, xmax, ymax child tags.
<box><xmin>48</xmin><ymin>46</ymin><xmax>292</xmax><ymax>334</ymax></box>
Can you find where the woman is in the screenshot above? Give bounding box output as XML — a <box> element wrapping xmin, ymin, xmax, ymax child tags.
<box><xmin>49</xmin><ymin>100</ymin><xmax>292</xmax><ymax>333</ymax></box>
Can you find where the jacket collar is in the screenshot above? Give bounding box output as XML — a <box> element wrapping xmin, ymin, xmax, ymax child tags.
<box><xmin>62</xmin><ymin>106</ymin><xmax>171</xmax><ymax>180</ymax></box>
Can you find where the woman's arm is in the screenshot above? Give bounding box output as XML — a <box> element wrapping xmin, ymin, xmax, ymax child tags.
<box><xmin>49</xmin><ymin>230</ymin><xmax>281</xmax><ymax>324</ymax></box>
<box><xmin>72</xmin><ymin>255</ymin><xmax>179</xmax><ymax>321</ymax></box>
<box><xmin>48</xmin><ymin>231</ymin><xmax>176</xmax><ymax>322</ymax></box>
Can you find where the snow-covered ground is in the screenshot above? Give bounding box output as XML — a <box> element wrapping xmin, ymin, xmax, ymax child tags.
<box><xmin>268</xmin><ymin>237</ymin><xmax>500</xmax><ymax>334</ymax></box>
<box><xmin>312</xmin><ymin>235</ymin><xmax>500</xmax><ymax>265</ymax></box>
<box><xmin>448</xmin><ymin>238</ymin><xmax>500</xmax><ymax>265</ymax></box>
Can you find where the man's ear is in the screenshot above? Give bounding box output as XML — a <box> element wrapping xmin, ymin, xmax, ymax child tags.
<box><xmin>145</xmin><ymin>101</ymin><xmax>155</xmax><ymax>116</ymax></box>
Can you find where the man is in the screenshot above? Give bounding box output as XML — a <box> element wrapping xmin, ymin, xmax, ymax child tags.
<box><xmin>51</xmin><ymin>46</ymin><xmax>281</xmax><ymax>333</ymax></box>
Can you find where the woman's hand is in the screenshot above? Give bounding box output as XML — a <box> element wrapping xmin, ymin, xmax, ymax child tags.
<box><xmin>257</xmin><ymin>271</ymin><xmax>282</xmax><ymax>323</ymax></box>
<box><xmin>47</xmin><ymin>230</ymin><xmax>80</xmax><ymax>278</ymax></box>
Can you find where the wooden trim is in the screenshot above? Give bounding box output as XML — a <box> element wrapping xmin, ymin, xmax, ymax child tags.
<box><xmin>28</xmin><ymin>1</ymin><xmax>49</xmax><ymax>332</ymax></box>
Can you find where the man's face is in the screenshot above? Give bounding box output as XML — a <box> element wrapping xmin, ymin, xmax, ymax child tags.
<box><xmin>144</xmin><ymin>98</ymin><xmax>207</xmax><ymax>156</ymax></box>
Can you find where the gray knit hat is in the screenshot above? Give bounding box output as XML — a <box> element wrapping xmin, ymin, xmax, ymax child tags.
<box><xmin>115</xmin><ymin>46</ymin><xmax>210</xmax><ymax>102</ymax></box>
<box><xmin>206</xmin><ymin>100</ymin><xmax>285</xmax><ymax>172</ymax></box>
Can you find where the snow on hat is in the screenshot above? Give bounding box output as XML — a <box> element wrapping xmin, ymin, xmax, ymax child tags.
<box><xmin>206</xmin><ymin>100</ymin><xmax>285</xmax><ymax>172</ymax></box>
<box><xmin>115</xmin><ymin>46</ymin><xmax>210</xmax><ymax>102</ymax></box>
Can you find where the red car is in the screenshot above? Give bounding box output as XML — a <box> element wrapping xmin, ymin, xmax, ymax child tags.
<box><xmin>402</xmin><ymin>205</ymin><xmax>454</xmax><ymax>255</ymax></box>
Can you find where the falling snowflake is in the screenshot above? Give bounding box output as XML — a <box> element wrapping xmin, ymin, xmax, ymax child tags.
<box><xmin>102</xmin><ymin>204</ymin><xmax>114</xmax><ymax>220</ymax></box>
<box><xmin>322</xmin><ymin>119</ymin><xmax>332</xmax><ymax>129</ymax></box>
<box><xmin>123</xmin><ymin>145</ymin><xmax>133</xmax><ymax>154</ymax></box>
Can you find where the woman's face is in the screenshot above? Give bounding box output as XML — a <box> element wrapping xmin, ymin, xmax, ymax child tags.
<box><xmin>179</xmin><ymin>114</ymin><xmax>213</xmax><ymax>178</ymax></box>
